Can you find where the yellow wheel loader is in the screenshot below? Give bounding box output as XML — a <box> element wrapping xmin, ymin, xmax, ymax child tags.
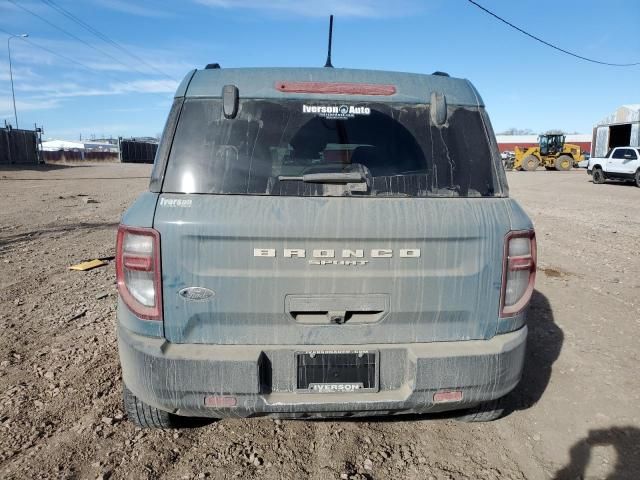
<box><xmin>511</xmin><ymin>134</ymin><xmax>584</xmax><ymax>171</ymax></box>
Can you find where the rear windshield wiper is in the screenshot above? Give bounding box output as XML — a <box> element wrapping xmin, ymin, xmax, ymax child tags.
<box><xmin>278</xmin><ymin>172</ymin><xmax>365</xmax><ymax>184</ymax></box>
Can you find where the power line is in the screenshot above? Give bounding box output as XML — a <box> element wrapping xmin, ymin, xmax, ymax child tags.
<box><xmin>466</xmin><ymin>0</ymin><xmax>640</xmax><ymax>67</ymax></box>
<box><xmin>7</xmin><ymin>0</ymin><xmax>167</xmax><ymax>78</ymax></box>
<box><xmin>0</xmin><ymin>27</ymin><xmax>175</xmax><ymax>98</ymax></box>
<box><xmin>39</xmin><ymin>0</ymin><xmax>177</xmax><ymax>82</ymax></box>
<box><xmin>0</xmin><ymin>25</ymin><xmax>99</xmax><ymax>74</ymax></box>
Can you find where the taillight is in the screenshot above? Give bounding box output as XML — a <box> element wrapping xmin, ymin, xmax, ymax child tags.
<box><xmin>500</xmin><ymin>230</ymin><xmax>536</xmax><ymax>317</ymax></box>
<box><xmin>116</xmin><ymin>225</ymin><xmax>162</xmax><ymax>321</ymax></box>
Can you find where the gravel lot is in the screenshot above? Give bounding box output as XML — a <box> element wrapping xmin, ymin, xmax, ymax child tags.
<box><xmin>0</xmin><ymin>164</ymin><xmax>638</xmax><ymax>479</ymax></box>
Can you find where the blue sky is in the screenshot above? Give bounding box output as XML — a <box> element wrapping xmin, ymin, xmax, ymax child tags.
<box><xmin>1</xmin><ymin>0</ymin><xmax>638</xmax><ymax>140</ymax></box>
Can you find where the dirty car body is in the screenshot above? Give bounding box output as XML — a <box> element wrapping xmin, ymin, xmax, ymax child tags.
<box><xmin>116</xmin><ymin>67</ymin><xmax>536</xmax><ymax>424</ymax></box>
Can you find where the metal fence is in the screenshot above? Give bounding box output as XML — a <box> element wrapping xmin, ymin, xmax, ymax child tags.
<box><xmin>119</xmin><ymin>139</ymin><xmax>158</xmax><ymax>164</ymax></box>
<box><xmin>0</xmin><ymin>127</ymin><xmax>40</xmax><ymax>165</ymax></box>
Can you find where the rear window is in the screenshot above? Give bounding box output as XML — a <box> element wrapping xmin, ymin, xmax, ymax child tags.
<box><xmin>161</xmin><ymin>99</ymin><xmax>504</xmax><ymax>197</ymax></box>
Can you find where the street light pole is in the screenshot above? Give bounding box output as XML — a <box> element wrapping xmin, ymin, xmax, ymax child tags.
<box><xmin>7</xmin><ymin>33</ymin><xmax>28</xmax><ymax>129</ymax></box>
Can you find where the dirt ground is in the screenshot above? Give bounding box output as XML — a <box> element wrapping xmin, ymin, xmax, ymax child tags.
<box><xmin>0</xmin><ymin>164</ymin><xmax>638</xmax><ymax>480</ymax></box>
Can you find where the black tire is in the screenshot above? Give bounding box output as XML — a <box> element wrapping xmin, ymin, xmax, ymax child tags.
<box><xmin>592</xmin><ymin>168</ymin><xmax>605</xmax><ymax>184</ymax></box>
<box><xmin>555</xmin><ymin>155</ymin><xmax>572</xmax><ymax>171</ymax></box>
<box><xmin>521</xmin><ymin>155</ymin><xmax>539</xmax><ymax>171</ymax></box>
<box><xmin>635</xmin><ymin>169</ymin><xmax>640</xmax><ymax>188</ymax></box>
<box><xmin>123</xmin><ymin>385</ymin><xmax>181</xmax><ymax>429</ymax></box>
<box><xmin>455</xmin><ymin>398</ymin><xmax>505</xmax><ymax>422</ymax></box>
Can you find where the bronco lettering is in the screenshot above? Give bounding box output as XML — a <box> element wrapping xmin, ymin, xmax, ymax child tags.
<box><xmin>254</xmin><ymin>248</ymin><xmax>420</xmax><ymax>258</ymax></box>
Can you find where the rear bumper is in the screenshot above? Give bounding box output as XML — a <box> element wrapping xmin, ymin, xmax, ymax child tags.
<box><xmin>118</xmin><ymin>325</ymin><xmax>527</xmax><ymax>418</ymax></box>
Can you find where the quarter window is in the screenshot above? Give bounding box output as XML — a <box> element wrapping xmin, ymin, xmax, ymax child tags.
<box><xmin>612</xmin><ymin>148</ymin><xmax>635</xmax><ymax>159</ymax></box>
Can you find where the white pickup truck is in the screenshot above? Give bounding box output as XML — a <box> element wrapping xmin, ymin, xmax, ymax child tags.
<box><xmin>587</xmin><ymin>146</ymin><xmax>640</xmax><ymax>187</ymax></box>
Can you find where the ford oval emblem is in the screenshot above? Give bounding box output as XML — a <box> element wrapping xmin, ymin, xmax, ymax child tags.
<box><xmin>178</xmin><ymin>287</ymin><xmax>215</xmax><ymax>301</ymax></box>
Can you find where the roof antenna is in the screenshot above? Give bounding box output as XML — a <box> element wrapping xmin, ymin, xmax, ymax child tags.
<box><xmin>324</xmin><ymin>15</ymin><xmax>334</xmax><ymax>68</ymax></box>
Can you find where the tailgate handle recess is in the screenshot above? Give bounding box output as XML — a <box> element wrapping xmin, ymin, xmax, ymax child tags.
<box><xmin>286</xmin><ymin>295</ymin><xmax>388</xmax><ymax>325</ymax></box>
<box><xmin>290</xmin><ymin>310</ymin><xmax>385</xmax><ymax>324</ymax></box>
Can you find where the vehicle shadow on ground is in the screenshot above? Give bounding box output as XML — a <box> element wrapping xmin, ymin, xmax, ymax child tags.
<box><xmin>602</xmin><ymin>181</ymin><xmax>638</xmax><ymax>187</ymax></box>
<box><xmin>553</xmin><ymin>426</ymin><xmax>640</xmax><ymax>480</ymax></box>
<box><xmin>506</xmin><ymin>288</ymin><xmax>563</xmax><ymax>414</ymax></box>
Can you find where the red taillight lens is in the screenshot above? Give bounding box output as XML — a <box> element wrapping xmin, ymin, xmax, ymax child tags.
<box><xmin>116</xmin><ymin>225</ymin><xmax>162</xmax><ymax>321</ymax></box>
<box><xmin>500</xmin><ymin>230</ymin><xmax>536</xmax><ymax>317</ymax></box>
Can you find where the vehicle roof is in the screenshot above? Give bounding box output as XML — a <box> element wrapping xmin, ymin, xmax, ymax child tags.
<box><xmin>176</xmin><ymin>67</ymin><xmax>484</xmax><ymax>107</ymax></box>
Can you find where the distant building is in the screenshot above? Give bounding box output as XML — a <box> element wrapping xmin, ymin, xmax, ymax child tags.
<box><xmin>41</xmin><ymin>139</ymin><xmax>118</xmax><ymax>153</ymax></box>
<box><xmin>41</xmin><ymin>140</ymin><xmax>85</xmax><ymax>152</ymax></box>
<box><xmin>83</xmin><ymin>142</ymin><xmax>119</xmax><ymax>153</ymax></box>
<box><xmin>496</xmin><ymin>134</ymin><xmax>592</xmax><ymax>154</ymax></box>
<box><xmin>128</xmin><ymin>136</ymin><xmax>159</xmax><ymax>144</ymax></box>
<box><xmin>592</xmin><ymin>104</ymin><xmax>640</xmax><ymax>157</ymax></box>
<box><xmin>41</xmin><ymin>139</ymin><xmax>120</xmax><ymax>163</ymax></box>
<box><xmin>91</xmin><ymin>138</ymin><xmax>119</xmax><ymax>145</ymax></box>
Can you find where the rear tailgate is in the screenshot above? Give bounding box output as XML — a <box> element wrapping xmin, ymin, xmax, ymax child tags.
<box><xmin>154</xmin><ymin>194</ymin><xmax>511</xmax><ymax>345</ymax></box>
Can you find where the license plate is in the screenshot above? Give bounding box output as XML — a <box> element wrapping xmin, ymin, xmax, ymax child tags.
<box><xmin>295</xmin><ymin>351</ymin><xmax>378</xmax><ymax>393</ymax></box>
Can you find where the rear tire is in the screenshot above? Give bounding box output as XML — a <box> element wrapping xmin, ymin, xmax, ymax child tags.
<box><xmin>635</xmin><ymin>169</ymin><xmax>640</xmax><ymax>187</ymax></box>
<box><xmin>123</xmin><ymin>385</ymin><xmax>181</xmax><ymax>429</ymax></box>
<box><xmin>592</xmin><ymin>168</ymin><xmax>605</xmax><ymax>184</ymax></box>
<box><xmin>522</xmin><ymin>155</ymin><xmax>539</xmax><ymax>171</ymax></box>
<box><xmin>455</xmin><ymin>398</ymin><xmax>505</xmax><ymax>422</ymax></box>
<box><xmin>555</xmin><ymin>155</ymin><xmax>572</xmax><ymax>171</ymax></box>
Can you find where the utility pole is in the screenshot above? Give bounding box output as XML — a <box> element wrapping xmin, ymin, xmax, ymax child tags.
<box><xmin>7</xmin><ymin>33</ymin><xmax>29</xmax><ymax>129</ymax></box>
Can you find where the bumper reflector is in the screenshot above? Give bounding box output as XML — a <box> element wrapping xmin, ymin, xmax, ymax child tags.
<box><xmin>433</xmin><ymin>390</ymin><xmax>463</xmax><ymax>403</ymax></box>
<box><xmin>204</xmin><ymin>395</ymin><xmax>237</xmax><ymax>408</ymax></box>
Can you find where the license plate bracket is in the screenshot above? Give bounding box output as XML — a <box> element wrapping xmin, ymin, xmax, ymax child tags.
<box><xmin>295</xmin><ymin>350</ymin><xmax>378</xmax><ymax>393</ymax></box>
